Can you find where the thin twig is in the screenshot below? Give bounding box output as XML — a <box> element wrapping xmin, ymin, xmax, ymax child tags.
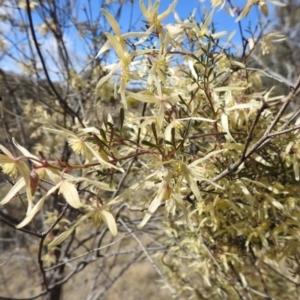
<box><xmin>263</xmin><ymin>262</ymin><xmax>300</xmax><ymax>287</ymax></box>
<box><xmin>213</xmin><ymin>74</ymin><xmax>300</xmax><ymax>183</ymax></box>
<box><xmin>119</xmin><ymin>218</ymin><xmax>179</xmax><ymax>299</ymax></box>
<box><xmin>241</xmin><ymin>99</ymin><xmax>269</xmax><ymax>159</ymax></box>
<box><xmin>0</xmin><ymin>213</ymin><xmax>41</xmax><ymax>238</ymax></box>
<box><xmin>45</xmin><ymin>233</ymin><xmax>132</xmax><ymax>272</ymax></box>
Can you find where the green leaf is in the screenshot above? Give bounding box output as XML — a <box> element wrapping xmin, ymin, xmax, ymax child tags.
<box><xmin>142</xmin><ymin>140</ymin><xmax>158</xmax><ymax>149</ymax></box>
<box><xmin>151</xmin><ymin>122</ymin><xmax>158</xmax><ymax>143</ymax></box>
<box><xmin>164</xmin><ymin>140</ymin><xmax>173</xmax><ymax>146</ymax></box>
<box><xmin>171</xmin><ymin>127</ymin><xmax>176</xmax><ymax>146</ymax></box>
<box><xmin>99</xmin><ymin>128</ymin><xmax>107</xmax><ymax>142</ymax></box>
<box><xmin>119</xmin><ymin>107</ymin><xmax>124</xmax><ymax>132</ymax></box>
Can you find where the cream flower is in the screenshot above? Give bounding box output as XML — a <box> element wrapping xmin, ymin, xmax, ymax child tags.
<box><xmin>48</xmin><ymin>202</ymin><xmax>117</xmax><ymax>248</ymax></box>
<box><xmin>95</xmin><ymin>9</ymin><xmax>148</xmax><ymax>58</ymax></box>
<box><xmin>139</xmin><ymin>0</ymin><xmax>178</xmax><ymax>33</ymax></box>
<box><xmin>0</xmin><ymin>138</ymin><xmax>35</xmax><ymax>212</ymax></box>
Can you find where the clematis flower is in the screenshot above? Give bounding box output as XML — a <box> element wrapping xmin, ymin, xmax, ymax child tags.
<box><xmin>16</xmin><ymin>173</ymin><xmax>117</xmax><ymax>229</ymax></box>
<box><xmin>41</xmin><ymin>250</ymin><xmax>56</xmax><ymax>268</ymax></box>
<box><xmin>137</xmin><ymin>150</ymin><xmax>224</xmax><ymax>229</ymax></box>
<box><xmin>44</xmin><ymin>125</ymin><xmax>123</xmax><ymax>171</ymax></box>
<box><xmin>48</xmin><ymin>202</ymin><xmax>117</xmax><ymax>248</ymax></box>
<box><xmin>260</xmin><ymin>32</ymin><xmax>285</xmax><ymax>55</ymax></box>
<box><xmin>211</xmin><ymin>0</ymin><xmax>226</xmax><ymax>8</ymax></box>
<box><xmin>147</xmin><ymin>32</ymin><xmax>173</xmax><ymax>87</ymax></box>
<box><xmin>192</xmin><ymin>10</ymin><xmax>227</xmax><ymax>41</ymax></box>
<box><xmin>138</xmin><ymin>166</ymin><xmax>172</xmax><ymax>228</ymax></box>
<box><xmin>0</xmin><ymin>139</ymin><xmax>34</xmax><ymax>212</ymax></box>
<box><xmin>0</xmin><ymin>138</ymin><xmax>73</xmax><ymax>215</ymax></box>
<box><xmin>139</xmin><ymin>0</ymin><xmax>178</xmax><ymax>34</ymax></box>
<box><xmin>96</xmin><ymin>2</ymin><xmax>179</xmax><ymax>108</ymax></box>
<box><xmin>96</xmin><ymin>33</ymin><xmax>150</xmax><ymax>108</ymax></box>
<box><xmin>0</xmin><ymin>141</ymin><xmax>30</xmax><ymax>179</ymax></box>
<box><xmin>126</xmin><ymin>89</ymin><xmax>175</xmax><ymax>130</ymax></box>
<box><xmin>236</xmin><ymin>0</ymin><xmax>286</xmax><ymax>22</ymax></box>
<box><xmin>95</xmin><ymin>9</ymin><xmax>148</xmax><ymax>58</ymax></box>
<box><xmin>16</xmin><ymin>179</ymin><xmax>83</xmax><ymax>229</ymax></box>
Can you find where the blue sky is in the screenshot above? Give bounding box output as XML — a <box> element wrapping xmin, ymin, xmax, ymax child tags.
<box><xmin>97</xmin><ymin>0</ymin><xmax>279</xmax><ymax>42</ymax></box>
<box><xmin>0</xmin><ymin>0</ymin><xmax>282</xmax><ymax>77</ymax></box>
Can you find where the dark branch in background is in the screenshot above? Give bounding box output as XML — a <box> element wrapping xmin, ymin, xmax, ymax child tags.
<box><xmin>0</xmin><ymin>70</ymin><xmax>26</xmax><ymax>146</ymax></box>
<box><xmin>226</xmin><ymin>0</ymin><xmax>247</xmax><ymax>58</ymax></box>
<box><xmin>25</xmin><ymin>0</ymin><xmax>85</xmax><ymax>128</ymax></box>
<box><xmin>0</xmin><ymin>87</ymin><xmax>15</xmax><ymax>154</ymax></box>
<box><xmin>38</xmin><ymin>203</ymin><xmax>69</xmax><ymax>292</ymax></box>
<box><xmin>0</xmin><ymin>211</ymin><xmax>41</xmax><ymax>238</ymax></box>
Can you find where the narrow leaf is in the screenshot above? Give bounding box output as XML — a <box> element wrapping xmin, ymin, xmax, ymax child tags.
<box><xmin>120</xmin><ymin>107</ymin><xmax>124</xmax><ymax>132</ymax></box>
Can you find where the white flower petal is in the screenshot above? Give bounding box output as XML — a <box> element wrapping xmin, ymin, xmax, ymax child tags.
<box><xmin>100</xmin><ymin>210</ymin><xmax>118</xmax><ymax>236</ymax></box>
<box><xmin>0</xmin><ymin>178</ymin><xmax>25</xmax><ymax>205</ymax></box>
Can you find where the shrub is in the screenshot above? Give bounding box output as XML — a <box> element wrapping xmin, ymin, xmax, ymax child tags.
<box><xmin>1</xmin><ymin>0</ymin><xmax>300</xmax><ymax>299</ymax></box>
